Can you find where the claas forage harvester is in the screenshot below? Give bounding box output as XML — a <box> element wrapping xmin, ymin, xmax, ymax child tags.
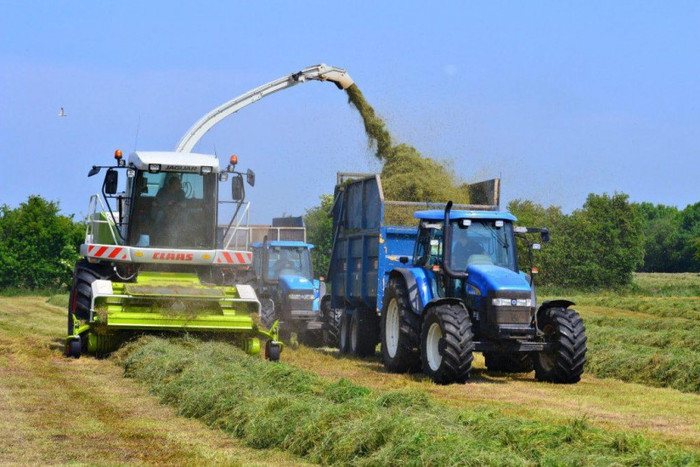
<box><xmin>66</xmin><ymin>150</ymin><xmax>282</xmax><ymax>360</ymax></box>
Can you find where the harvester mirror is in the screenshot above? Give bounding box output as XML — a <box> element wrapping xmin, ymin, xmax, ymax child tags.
<box><xmin>232</xmin><ymin>175</ymin><xmax>245</xmax><ymax>201</ymax></box>
<box><xmin>246</xmin><ymin>168</ymin><xmax>256</xmax><ymax>187</ymax></box>
<box><xmin>104</xmin><ymin>169</ymin><xmax>119</xmax><ymax>195</ymax></box>
<box><xmin>541</xmin><ymin>229</ymin><xmax>550</xmax><ymax>243</ymax></box>
<box><xmin>88</xmin><ymin>166</ymin><xmax>101</xmax><ymax>177</ymax></box>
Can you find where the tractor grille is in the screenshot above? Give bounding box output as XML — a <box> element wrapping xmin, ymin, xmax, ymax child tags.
<box><xmin>290</xmin><ymin>298</ymin><xmax>314</xmax><ymax>311</ymax></box>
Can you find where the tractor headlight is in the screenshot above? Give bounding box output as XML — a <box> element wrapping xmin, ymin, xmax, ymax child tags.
<box><xmin>492</xmin><ymin>298</ymin><xmax>532</xmax><ymax>307</ymax></box>
<box><xmin>288</xmin><ymin>294</ymin><xmax>314</xmax><ymax>300</ymax></box>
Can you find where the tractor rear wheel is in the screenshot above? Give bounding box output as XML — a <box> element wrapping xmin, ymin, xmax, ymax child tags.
<box><xmin>321</xmin><ymin>296</ymin><xmax>342</xmax><ymax>347</ymax></box>
<box><xmin>484</xmin><ymin>351</ymin><xmax>534</xmax><ymax>373</ymax></box>
<box><xmin>350</xmin><ymin>308</ymin><xmax>378</xmax><ymax>357</ymax></box>
<box><xmin>380</xmin><ymin>278</ymin><xmax>421</xmax><ymax>373</ymax></box>
<box><xmin>534</xmin><ymin>307</ymin><xmax>587</xmax><ymax>384</ymax></box>
<box><xmin>420</xmin><ymin>304</ymin><xmax>474</xmax><ymax>384</ymax></box>
<box><xmin>260</xmin><ymin>298</ymin><xmax>276</xmax><ymax>329</ymax></box>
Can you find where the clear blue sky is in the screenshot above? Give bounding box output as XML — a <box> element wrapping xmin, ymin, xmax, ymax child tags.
<box><xmin>1</xmin><ymin>1</ymin><xmax>698</xmax><ymax>223</ymax></box>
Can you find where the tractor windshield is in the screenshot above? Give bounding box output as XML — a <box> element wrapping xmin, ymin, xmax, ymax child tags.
<box><xmin>266</xmin><ymin>246</ymin><xmax>313</xmax><ymax>281</ymax></box>
<box><xmin>450</xmin><ymin>220</ymin><xmax>517</xmax><ymax>272</ymax></box>
<box><xmin>128</xmin><ymin>171</ymin><xmax>217</xmax><ymax>249</ymax></box>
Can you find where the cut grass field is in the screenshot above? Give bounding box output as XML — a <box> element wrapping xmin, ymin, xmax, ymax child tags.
<box><xmin>2</xmin><ymin>272</ymin><xmax>698</xmax><ymax>464</ymax></box>
<box><xmin>0</xmin><ymin>296</ymin><xmax>302</xmax><ymax>465</ymax></box>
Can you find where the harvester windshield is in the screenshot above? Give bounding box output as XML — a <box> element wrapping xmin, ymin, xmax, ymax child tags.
<box><xmin>128</xmin><ymin>170</ymin><xmax>217</xmax><ymax>249</ymax></box>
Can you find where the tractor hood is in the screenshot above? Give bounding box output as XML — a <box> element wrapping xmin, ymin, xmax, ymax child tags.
<box><xmin>466</xmin><ymin>264</ymin><xmax>531</xmax><ymax>295</ymax></box>
<box><xmin>278</xmin><ymin>275</ymin><xmax>315</xmax><ymax>292</ymax></box>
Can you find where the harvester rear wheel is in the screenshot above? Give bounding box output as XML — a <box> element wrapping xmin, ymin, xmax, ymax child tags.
<box><xmin>533</xmin><ymin>307</ymin><xmax>587</xmax><ymax>384</ymax></box>
<box><xmin>420</xmin><ymin>304</ymin><xmax>474</xmax><ymax>384</ymax></box>
<box><xmin>350</xmin><ymin>308</ymin><xmax>378</xmax><ymax>357</ymax></box>
<box><xmin>484</xmin><ymin>351</ymin><xmax>534</xmax><ymax>373</ymax></box>
<box><xmin>380</xmin><ymin>278</ymin><xmax>421</xmax><ymax>373</ymax></box>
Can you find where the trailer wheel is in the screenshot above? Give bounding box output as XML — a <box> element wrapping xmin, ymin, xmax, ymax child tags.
<box><xmin>339</xmin><ymin>311</ymin><xmax>351</xmax><ymax>354</ymax></box>
<box><xmin>484</xmin><ymin>351</ymin><xmax>534</xmax><ymax>373</ymax></box>
<box><xmin>533</xmin><ymin>307</ymin><xmax>587</xmax><ymax>384</ymax></box>
<box><xmin>350</xmin><ymin>308</ymin><xmax>378</xmax><ymax>357</ymax></box>
<box><xmin>380</xmin><ymin>278</ymin><xmax>421</xmax><ymax>373</ymax></box>
<box><xmin>420</xmin><ymin>304</ymin><xmax>474</xmax><ymax>384</ymax></box>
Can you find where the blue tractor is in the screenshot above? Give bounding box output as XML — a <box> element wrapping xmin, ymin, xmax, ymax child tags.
<box><xmin>328</xmin><ymin>174</ymin><xmax>587</xmax><ymax>384</ymax></box>
<box><xmin>250</xmin><ymin>239</ymin><xmax>327</xmax><ymax>345</ymax></box>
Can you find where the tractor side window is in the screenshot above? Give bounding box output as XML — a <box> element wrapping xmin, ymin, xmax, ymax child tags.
<box><xmin>414</xmin><ymin>223</ymin><xmax>443</xmax><ymax>267</ymax></box>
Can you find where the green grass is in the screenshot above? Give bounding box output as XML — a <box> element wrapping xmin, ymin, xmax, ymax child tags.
<box><xmin>115</xmin><ymin>336</ymin><xmax>698</xmax><ymax>466</ymax></box>
<box><xmin>46</xmin><ymin>293</ymin><xmax>69</xmax><ymax>308</ymax></box>
<box><xmin>542</xmin><ymin>273</ymin><xmax>700</xmax><ymax>393</ymax></box>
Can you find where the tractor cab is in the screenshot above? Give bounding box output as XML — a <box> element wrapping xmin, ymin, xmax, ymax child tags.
<box><xmin>412</xmin><ymin>207</ymin><xmax>549</xmax><ymax>340</ymax></box>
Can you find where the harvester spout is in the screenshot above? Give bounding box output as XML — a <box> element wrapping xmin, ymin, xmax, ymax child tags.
<box><xmin>176</xmin><ymin>63</ymin><xmax>354</xmax><ymax>153</ymax></box>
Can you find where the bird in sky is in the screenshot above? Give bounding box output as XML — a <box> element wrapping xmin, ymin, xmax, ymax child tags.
<box><xmin>58</xmin><ymin>107</ymin><xmax>67</xmax><ymax>117</ymax></box>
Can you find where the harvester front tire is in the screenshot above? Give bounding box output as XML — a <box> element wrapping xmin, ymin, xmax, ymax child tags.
<box><xmin>350</xmin><ymin>308</ymin><xmax>378</xmax><ymax>357</ymax></box>
<box><xmin>484</xmin><ymin>351</ymin><xmax>534</xmax><ymax>373</ymax></box>
<box><xmin>420</xmin><ymin>304</ymin><xmax>474</xmax><ymax>384</ymax></box>
<box><xmin>380</xmin><ymin>278</ymin><xmax>421</xmax><ymax>373</ymax></box>
<box><xmin>70</xmin><ymin>260</ymin><xmax>111</xmax><ymax>321</ymax></box>
<box><xmin>533</xmin><ymin>307</ymin><xmax>587</xmax><ymax>384</ymax></box>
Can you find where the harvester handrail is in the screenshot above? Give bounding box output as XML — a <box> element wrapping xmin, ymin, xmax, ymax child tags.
<box><xmin>86</xmin><ymin>194</ymin><xmax>121</xmax><ymax>245</ymax></box>
<box><xmin>223</xmin><ymin>201</ymin><xmax>251</xmax><ymax>251</ymax></box>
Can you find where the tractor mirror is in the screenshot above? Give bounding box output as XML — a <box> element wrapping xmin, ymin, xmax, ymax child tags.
<box><xmin>246</xmin><ymin>168</ymin><xmax>256</xmax><ymax>187</ymax></box>
<box><xmin>104</xmin><ymin>169</ymin><xmax>118</xmax><ymax>195</ymax></box>
<box><xmin>399</xmin><ymin>256</ymin><xmax>409</xmax><ymax>264</ymax></box>
<box><xmin>541</xmin><ymin>229</ymin><xmax>550</xmax><ymax>243</ymax></box>
<box><xmin>232</xmin><ymin>175</ymin><xmax>245</xmax><ymax>201</ymax></box>
<box><xmin>88</xmin><ymin>166</ymin><xmax>101</xmax><ymax>177</ymax></box>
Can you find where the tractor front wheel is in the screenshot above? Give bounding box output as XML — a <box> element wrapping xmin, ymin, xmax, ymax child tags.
<box><xmin>420</xmin><ymin>304</ymin><xmax>474</xmax><ymax>384</ymax></box>
<box><xmin>534</xmin><ymin>307</ymin><xmax>587</xmax><ymax>384</ymax></box>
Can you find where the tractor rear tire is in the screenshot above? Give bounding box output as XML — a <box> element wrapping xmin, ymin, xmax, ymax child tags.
<box><xmin>420</xmin><ymin>304</ymin><xmax>474</xmax><ymax>384</ymax></box>
<box><xmin>260</xmin><ymin>298</ymin><xmax>276</xmax><ymax>329</ymax></box>
<box><xmin>321</xmin><ymin>296</ymin><xmax>342</xmax><ymax>347</ymax></box>
<box><xmin>484</xmin><ymin>351</ymin><xmax>534</xmax><ymax>373</ymax></box>
<box><xmin>339</xmin><ymin>311</ymin><xmax>351</xmax><ymax>354</ymax></box>
<box><xmin>350</xmin><ymin>308</ymin><xmax>378</xmax><ymax>357</ymax></box>
<box><xmin>534</xmin><ymin>307</ymin><xmax>587</xmax><ymax>384</ymax></box>
<box><xmin>380</xmin><ymin>278</ymin><xmax>421</xmax><ymax>373</ymax></box>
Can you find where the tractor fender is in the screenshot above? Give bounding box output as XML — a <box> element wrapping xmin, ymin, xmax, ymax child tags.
<box><xmin>423</xmin><ymin>297</ymin><xmax>468</xmax><ymax>315</ymax></box>
<box><xmin>389</xmin><ymin>268</ymin><xmax>435</xmax><ymax>315</ymax></box>
<box><xmin>537</xmin><ymin>299</ymin><xmax>575</xmax><ymax>315</ymax></box>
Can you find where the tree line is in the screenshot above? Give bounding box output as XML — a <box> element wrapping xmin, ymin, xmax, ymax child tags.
<box><xmin>0</xmin><ymin>194</ymin><xmax>697</xmax><ymax>292</ymax></box>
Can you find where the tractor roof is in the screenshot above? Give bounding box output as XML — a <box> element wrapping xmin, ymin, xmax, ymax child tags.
<box><xmin>414</xmin><ymin>210</ymin><xmax>517</xmax><ymax>222</ymax></box>
<box><xmin>251</xmin><ymin>241</ymin><xmax>314</xmax><ymax>249</ymax></box>
<box><xmin>128</xmin><ymin>151</ymin><xmax>221</xmax><ymax>173</ymax></box>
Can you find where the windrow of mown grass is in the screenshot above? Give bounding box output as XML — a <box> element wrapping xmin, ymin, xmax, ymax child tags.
<box><xmin>540</xmin><ymin>273</ymin><xmax>700</xmax><ymax>393</ymax></box>
<box><xmin>115</xmin><ymin>336</ymin><xmax>697</xmax><ymax>466</ymax></box>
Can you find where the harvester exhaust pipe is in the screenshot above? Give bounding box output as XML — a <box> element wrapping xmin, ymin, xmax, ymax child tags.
<box><xmin>442</xmin><ymin>201</ymin><xmax>469</xmax><ymax>280</ymax></box>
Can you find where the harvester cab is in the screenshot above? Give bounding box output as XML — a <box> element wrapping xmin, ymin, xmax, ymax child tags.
<box><xmin>66</xmin><ymin>150</ymin><xmax>282</xmax><ymax>361</ymax></box>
